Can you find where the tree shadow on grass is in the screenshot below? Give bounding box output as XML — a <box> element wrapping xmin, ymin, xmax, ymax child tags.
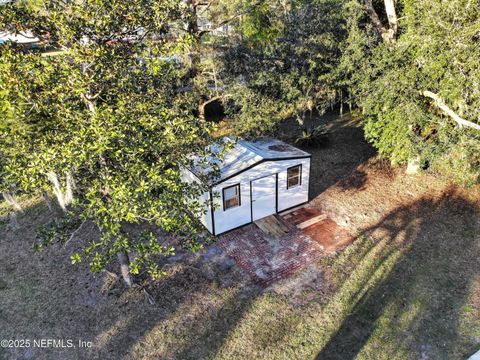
<box><xmin>91</xmin><ymin>256</ymin><xmax>261</xmax><ymax>360</ymax></box>
<box><xmin>316</xmin><ymin>186</ymin><xmax>480</xmax><ymax>359</ymax></box>
<box><xmin>0</xmin><ymin>197</ymin><xmax>261</xmax><ymax>360</ymax></box>
<box><xmin>172</xmin><ymin>287</ymin><xmax>259</xmax><ymax>360</ymax></box>
<box><xmin>3</xmin><ymin>183</ymin><xmax>479</xmax><ymax>359</ymax></box>
<box><xmin>335</xmin><ymin>169</ymin><xmax>368</xmax><ymax>191</ymax></box>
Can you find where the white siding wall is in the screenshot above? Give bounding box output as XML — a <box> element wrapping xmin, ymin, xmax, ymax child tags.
<box><xmin>278</xmin><ymin>158</ymin><xmax>310</xmax><ymax>212</ymax></box>
<box><xmin>180</xmin><ymin>167</ymin><xmax>213</xmax><ymax>233</ymax></box>
<box><xmin>211</xmin><ymin>158</ymin><xmax>310</xmax><ymax>235</ymax></box>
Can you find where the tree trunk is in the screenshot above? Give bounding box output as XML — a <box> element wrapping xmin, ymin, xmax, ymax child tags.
<box><xmin>187</xmin><ymin>1</ymin><xmax>206</xmax><ymax>122</ymax></box>
<box><xmin>117</xmin><ymin>251</ymin><xmax>133</xmax><ymax>287</ymax></box>
<box><xmin>198</xmin><ymin>101</ymin><xmax>206</xmax><ymax>121</ymax></box>
<box><xmin>64</xmin><ymin>172</ymin><xmax>75</xmax><ymax>205</ymax></box>
<box><xmin>384</xmin><ymin>0</ymin><xmax>398</xmax><ymax>35</ymax></box>
<box><xmin>364</xmin><ymin>0</ymin><xmax>397</xmax><ymax>43</ymax></box>
<box><xmin>187</xmin><ymin>1</ymin><xmax>201</xmax><ymax>82</ymax></box>
<box><xmin>364</xmin><ymin>0</ymin><xmax>387</xmax><ymax>34</ymax></box>
<box><xmin>46</xmin><ymin>171</ymin><xmax>67</xmax><ymax>212</ymax></box>
<box><xmin>340</xmin><ymin>90</ymin><xmax>344</xmax><ymax>116</ymax></box>
<box><xmin>45</xmin><ymin>171</ymin><xmax>76</xmax><ymax>213</ymax></box>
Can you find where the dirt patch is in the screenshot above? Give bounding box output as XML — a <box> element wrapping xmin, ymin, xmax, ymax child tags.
<box><xmin>311</xmin><ymin>158</ymin><xmax>470</xmax><ymax>234</ymax></box>
<box><xmin>267</xmin><ymin>262</ymin><xmax>334</xmax><ymax>306</ymax></box>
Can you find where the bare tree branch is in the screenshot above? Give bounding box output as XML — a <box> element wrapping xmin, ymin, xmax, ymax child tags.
<box><xmin>423</xmin><ymin>91</ymin><xmax>480</xmax><ymax>130</ymax></box>
<box><xmin>384</xmin><ymin>0</ymin><xmax>398</xmax><ymax>35</ymax></box>
<box><xmin>65</xmin><ymin>220</ymin><xmax>87</xmax><ymax>247</ymax></box>
<box><xmin>202</xmin><ymin>95</ymin><xmax>224</xmax><ymax>107</ymax></box>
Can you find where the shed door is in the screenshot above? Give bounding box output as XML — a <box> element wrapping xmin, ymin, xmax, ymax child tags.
<box><xmin>251</xmin><ymin>174</ymin><xmax>277</xmax><ymax>221</ymax></box>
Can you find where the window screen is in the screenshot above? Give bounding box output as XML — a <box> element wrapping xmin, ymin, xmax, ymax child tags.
<box><xmin>287</xmin><ymin>165</ymin><xmax>302</xmax><ymax>189</ymax></box>
<box><xmin>223</xmin><ymin>184</ymin><xmax>241</xmax><ymax>210</ymax></box>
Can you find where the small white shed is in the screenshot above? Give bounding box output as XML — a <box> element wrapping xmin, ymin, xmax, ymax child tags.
<box><xmin>183</xmin><ymin>138</ymin><xmax>311</xmax><ymax>235</ymax></box>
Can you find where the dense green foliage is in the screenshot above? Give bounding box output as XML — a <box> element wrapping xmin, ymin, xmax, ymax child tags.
<box><xmin>0</xmin><ymin>0</ymin><xmax>217</xmax><ymax>280</ymax></box>
<box><xmin>221</xmin><ymin>0</ymin><xmax>348</xmax><ymax>136</ymax></box>
<box><xmin>220</xmin><ymin>0</ymin><xmax>480</xmax><ymax>184</ymax></box>
<box><xmin>350</xmin><ymin>0</ymin><xmax>480</xmax><ymax>185</ymax></box>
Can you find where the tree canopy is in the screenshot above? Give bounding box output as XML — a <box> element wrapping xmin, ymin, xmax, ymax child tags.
<box><xmin>349</xmin><ymin>0</ymin><xmax>480</xmax><ymax>185</ymax></box>
<box><xmin>0</xmin><ymin>0</ymin><xmax>218</xmax><ymax>283</ymax></box>
<box><xmin>219</xmin><ymin>0</ymin><xmax>480</xmax><ymax>184</ymax></box>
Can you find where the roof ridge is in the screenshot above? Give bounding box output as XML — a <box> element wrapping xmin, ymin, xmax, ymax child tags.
<box><xmin>237</xmin><ymin>139</ymin><xmax>266</xmax><ymax>159</ymax></box>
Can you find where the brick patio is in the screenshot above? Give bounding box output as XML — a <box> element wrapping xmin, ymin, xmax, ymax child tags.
<box><xmin>217</xmin><ymin>206</ymin><xmax>354</xmax><ymax>286</ymax></box>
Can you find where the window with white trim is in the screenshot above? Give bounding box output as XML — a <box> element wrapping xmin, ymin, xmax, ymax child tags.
<box><xmin>223</xmin><ymin>184</ymin><xmax>241</xmax><ymax>210</ymax></box>
<box><xmin>287</xmin><ymin>165</ymin><xmax>302</xmax><ymax>189</ymax></box>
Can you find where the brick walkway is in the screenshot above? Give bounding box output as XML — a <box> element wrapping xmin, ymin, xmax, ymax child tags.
<box><xmin>217</xmin><ymin>207</ymin><xmax>354</xmax><ymax>287</ymax></box>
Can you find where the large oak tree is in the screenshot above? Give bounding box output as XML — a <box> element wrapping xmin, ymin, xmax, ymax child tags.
<box><xmin>0</xmin><ymin>0</ymin><xmax>217</xmax><ymax>285</ymax></box>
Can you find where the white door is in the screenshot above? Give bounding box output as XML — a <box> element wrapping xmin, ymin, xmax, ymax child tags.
<box><xmin>251</xmin><ymin>174</ymin><xmax>277</xmax><ymax>221</ymax></box>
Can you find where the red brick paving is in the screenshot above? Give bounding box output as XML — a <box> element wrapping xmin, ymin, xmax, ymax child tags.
<box><xmin>282</xmin><ymin>207</ymin><xmax>321</xmax><ymax>226</ymax></box>
<box><xmin>283</xmin><ymin>207</ymin><xmax>354</xmax><ymax>252</ymax></box>
<box><xmin>218</xmin><ymin>223</ymin><xmax>325</xmax><ymax>286</ymax></box>
<box><xmin>217</xmin><ymin>206</ymin><xmax>354</xmax><ymax>287</ymax></box>
<box><xmin>303</xmin><ymin>219</ymin><xmax>354</xmax><ymax>252</ymax></box>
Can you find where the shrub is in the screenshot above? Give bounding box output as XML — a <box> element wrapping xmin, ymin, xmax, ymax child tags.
<box><xmin>295</xmin><ymin>125</ymin><xmax>330</xmax><ymax>148</ymax></box>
